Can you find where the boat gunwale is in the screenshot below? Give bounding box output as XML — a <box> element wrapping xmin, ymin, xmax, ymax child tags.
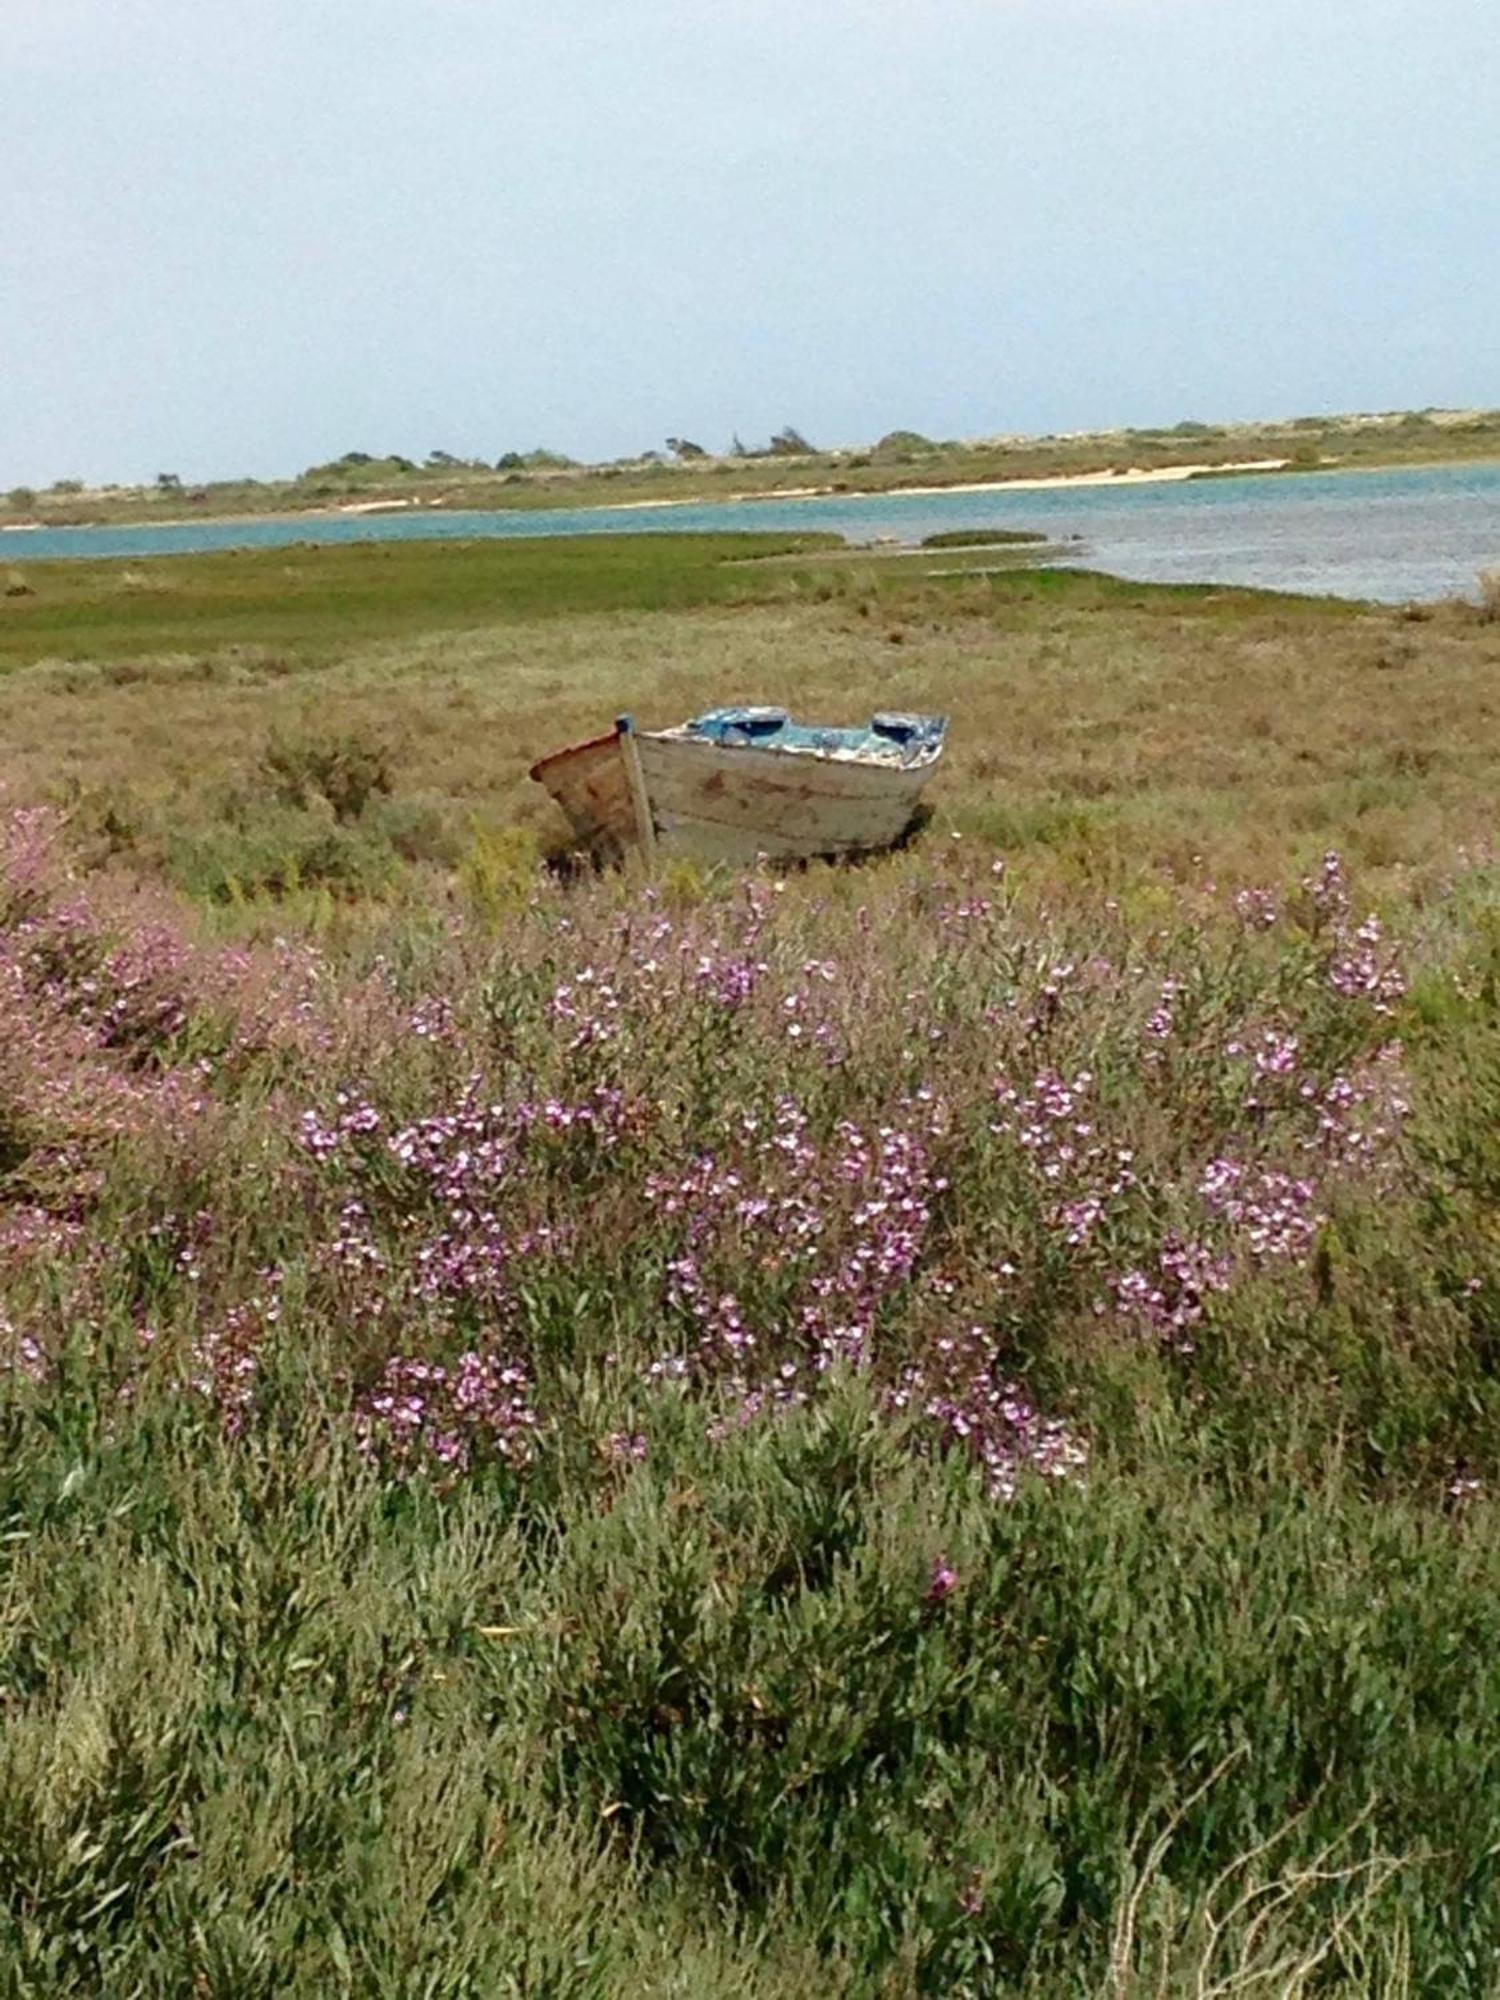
<box><xmin>528</xmin><ymin>729</ymin><xmax>620</xmax><ymax>782</ymax></box>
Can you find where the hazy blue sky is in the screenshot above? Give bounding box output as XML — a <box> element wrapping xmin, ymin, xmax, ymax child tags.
<box><xmin>6</xmin><ymin>0</ymin><xmax>1496</xmax><ymax>485</ymax></box>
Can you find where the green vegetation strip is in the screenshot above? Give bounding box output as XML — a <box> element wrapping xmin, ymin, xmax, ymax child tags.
<box><xmin>0</xmin><ymin>533</ymin><xmax>839</xmax><ymax>667</ymax></box>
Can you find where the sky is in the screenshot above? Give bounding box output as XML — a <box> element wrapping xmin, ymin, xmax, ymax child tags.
<box><xmin>4</xmin><ymin>0</ymin><xmax>1497</xmax><ymax>486</ymax></box>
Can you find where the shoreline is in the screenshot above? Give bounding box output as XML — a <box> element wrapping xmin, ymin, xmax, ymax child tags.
<box><xmin>4</xmin><ymin>453</ymin><xmax>1496</xmax><ymax>542</ymax></box>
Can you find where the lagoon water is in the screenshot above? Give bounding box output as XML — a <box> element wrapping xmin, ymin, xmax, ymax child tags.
<box><xmin>6</xmin><ymin>461</ymin><xmax>1498</xmax><ymax>604</ymax></box>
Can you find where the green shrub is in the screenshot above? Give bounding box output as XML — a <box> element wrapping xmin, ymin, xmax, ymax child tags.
<box><xmin>260</xmin><ymin>727</ymin><xmax>394</xmax><ymax>822</ymax></box>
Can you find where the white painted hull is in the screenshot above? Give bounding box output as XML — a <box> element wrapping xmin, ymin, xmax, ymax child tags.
<box><xmin>532</xmin><ymin>724</ymin><xmax>942</xmax><ymax>865</ymax></box>
<box><xmin>635</xmin><ymin>732</ymin><xmax>935</xmax><ymax>861</ymax></box>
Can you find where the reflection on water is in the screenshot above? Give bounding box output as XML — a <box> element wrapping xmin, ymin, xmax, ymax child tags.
<box><xmin>6</xmin><ymin>462</ymin><xmax>1499</xmax><ymax>603</ymax></box>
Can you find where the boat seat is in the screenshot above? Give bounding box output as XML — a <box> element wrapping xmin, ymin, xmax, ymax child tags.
<box><xmin>871</xmin><ymin>713</ymin><xmax>922</xmax><ymax>744</ymax></box>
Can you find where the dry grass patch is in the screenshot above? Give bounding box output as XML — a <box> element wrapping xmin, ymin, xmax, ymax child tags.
<box><xmin>1</xmin><ymin>546</ymin><xmax>1498</xmax><ymax>903</ymax></box>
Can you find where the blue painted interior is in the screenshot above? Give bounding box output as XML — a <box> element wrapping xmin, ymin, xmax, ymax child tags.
<box><xmin>682</xmin><ymin>708</ymin><xmax>947</xmax><ymax>762</ymax></box>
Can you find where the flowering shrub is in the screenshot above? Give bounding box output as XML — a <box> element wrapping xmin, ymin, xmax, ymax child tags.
<box><xmin>0</xmin><ymin>807</ymin><xmax>1438</xmax><ymax>1502</ymax></box>
<box><xmin>7</xmin><ymin>803</ymin><xmax>1500</xmax><ymax>1995</ymax></box>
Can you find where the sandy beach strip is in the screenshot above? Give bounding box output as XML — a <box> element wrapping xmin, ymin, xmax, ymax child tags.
<box><xmin>876</xmin><ymin>458</ymin><xmax>1290</xmax><ymax>498</ymax></box>
<box><xmin>597</xmin><ymin>460</ymin><xmax>1292</xmax><ymax>514</ymax></box>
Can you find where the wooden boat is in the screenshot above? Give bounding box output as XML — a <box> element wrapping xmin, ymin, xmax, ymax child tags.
<box><xmin>530</xmin><ymin>707</ymin><xmax>947</xmax><ymax>866</ymax></box>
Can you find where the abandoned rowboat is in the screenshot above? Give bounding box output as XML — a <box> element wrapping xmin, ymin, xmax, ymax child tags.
<box><xmin>530</xmin><ymin>707</ymin><xmax>947</xmax><ymax>866</ymax></box>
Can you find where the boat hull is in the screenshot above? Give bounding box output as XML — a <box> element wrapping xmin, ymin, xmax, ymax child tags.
<box><xmin>635</xmin><ymin>732</ymin><xmax>934</xmax><ymax>862</ymax></box>
<box><xmin>531</xmin><ymin>720</ymin><xmax>943</xmax><ymax>866</ymax></box>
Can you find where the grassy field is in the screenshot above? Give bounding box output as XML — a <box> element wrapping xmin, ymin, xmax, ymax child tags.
<box><xmin>7</xmin><ymin>405</ymin><xmax>1500</xmax><ymax>528</ymax></box>
<box><xmin>3</xmin><ymin>535</ymin><xmax>1500</xmax><ymax>1994</ymax></box>
<box><xmin>1</xmin><ymin>535</ymin><xmax>1497</xmax><ymax>908</ymax></box>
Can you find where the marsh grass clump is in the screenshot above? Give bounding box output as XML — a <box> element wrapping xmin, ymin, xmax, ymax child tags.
<box><xmin>920</xmin><ymin>528</ymin><xmax>1046</xmax><ymax>549</ymax></box>
<box><xmin>4</xmin><ymin>795</ymin><xmax>1500</xmax><ymax>1992</ymax></box>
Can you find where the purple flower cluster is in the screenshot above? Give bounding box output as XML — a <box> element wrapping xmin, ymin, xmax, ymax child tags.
<box><xmin>1292</xmin><ymin>853</ymin><xmax>1408</xmax><ymax>1015</ymax></box>
<box><xmin>1198</xmin><ymin>1159</ymin><xmax>1324</xmax><ymax>1263</ymax></box>
<box><xmin>1327</xmin><ymin>914</ymin><xmax>1407</xmax><ymax>1015</ymax></box>
<box><xmin>1234</xmin><ymin>886</ymin><xmax>1279</xmax><ymax>931</ymax></box>
<box><xmin>1310</xmin><ymin>1048</ymin><xmax>1411</xmax><ymax>1166</ymax></box>
<box><xmin>1143</xmin><ymin>977</ymin><xmax>1183</xmax><ymax>1046</ymax></box>
<box><xmin>188</xmin><ymin>1268</ymin><xmax>283</xmax><ymax>1437</ymax></box>
<box><xmin>649</xmin><ymin>1101</ymin><xmax>948</xmax><ymax>1397</ymax></box>
<box><xmin>0</xmin><ymin>1306</ymin><xmax>47</xmax><ymax>1385</ymax></box>
<box><xmin>693</xmin><ymin>948</ymin><xmax>767</xmax><ymax>1011</ymax></box>
<box><xmin>991</xmin><ymin>1067</ymin><xmax>1138</xmax><ymax>1247</ymax></box>
<box><xmin>300</xmin><ymin>1076</ymin><xmax>612</xmax><ymax>1337</ymax></box>
<box><xmin>1305</xmin><ymin>850</ymin><xmax>1351</xmax><ymax>928</ymax></box>
<box><xmin>1109</xmin><ymin>1238</ymin><xmax>1233</xmax><ymax>1352</ymax></box>
<box><xmin>895</xmin><ymin>1330</ymin><xmax>1090</xmax><ymax>1498</ymax></box>
<box><xmin>355</xmin><ymin>1349</ymin><xmax>537</xmax><ymax>1476</ymax></box>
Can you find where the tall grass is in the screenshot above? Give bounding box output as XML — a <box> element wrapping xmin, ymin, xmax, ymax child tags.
<box><xmin>5</xmin><ymin>800</ymin><xmax>1500</xmax><ymax>1993</ymax></box>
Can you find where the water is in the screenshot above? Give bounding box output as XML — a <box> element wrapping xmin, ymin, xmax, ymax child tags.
<box><xmin>5</xmin><ymin>461</ymin><xmax>1498</xmax><ymax>603</ymax></box>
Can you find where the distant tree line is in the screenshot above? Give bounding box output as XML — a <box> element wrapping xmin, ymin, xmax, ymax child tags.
<box><xmin>291</xmin><ymin>448</ymin><xmax>583</xmax><ymax>482</ymax></box>
<box><xmin>277</xmin><ymin>424</ymin><xmax>951</xmax><ymax>487</ymax></box>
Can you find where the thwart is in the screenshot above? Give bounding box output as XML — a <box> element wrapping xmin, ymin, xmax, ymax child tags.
<box><xmin>530</xmin><ymin>706</ymin><xmax>948</xmax><ymax>866</ymax></box>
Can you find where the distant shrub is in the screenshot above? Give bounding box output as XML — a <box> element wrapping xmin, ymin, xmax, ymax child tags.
<box><xmin>1478</xmin><ymin>568</ymin><xmax>1500</xmax><ymax>623</ymax></box>
<box><xmin>497</xmin><ymin>448</ymin><xmax>577</xmax><ymax>472</ymax></box>
<box><xmin>297</xmin><ymin>454</ymin><xmax>418</xmax><ymax>483</ymax></box>
<box><xmin>5</xmin><ymin>486</ymin><xmax>36</xmax><ymax>513</ymax></box>
<box><xmin>260</xmin><ymin>728</ymin><xmax>394</xmax><ymax>822</ymax></box>
<box><xmin>366</xmin><ymin>794</ymin><xmax>462</xmax><ymax>868</ymax></box>
<box><xmin>872</xmin><ymin>430</ymin><xmax>938</xmax><ymax>465</ymax></box>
